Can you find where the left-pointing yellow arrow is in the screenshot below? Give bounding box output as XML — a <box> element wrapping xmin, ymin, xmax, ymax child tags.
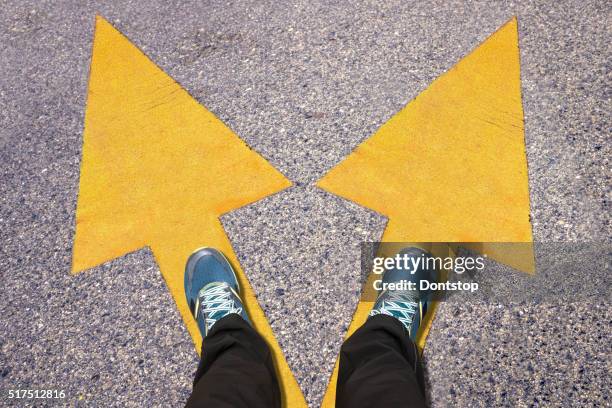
<box><xmin>73</xmin><ymin>16</ymin><xmax>305</xmax><ymax>406</ymax></box>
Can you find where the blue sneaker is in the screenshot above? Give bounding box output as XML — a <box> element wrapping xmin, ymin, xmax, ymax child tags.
<box><xmin>184</xmin><ymin>248</ymin><xmax>250</xmax><ymax>337</ymax></box>
<box><xmin>369</xmin><ymin>247</ymin><xmax>437</xmax><ymax>339</ymax></box>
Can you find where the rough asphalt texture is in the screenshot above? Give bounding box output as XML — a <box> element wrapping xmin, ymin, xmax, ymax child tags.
<box><xmin>1</xmin><ymin>0</ymin><xmax>610</xmax><ymax>407</ymax></box>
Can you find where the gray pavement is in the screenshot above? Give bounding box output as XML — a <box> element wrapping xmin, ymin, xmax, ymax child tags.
<box><xmin>1</xmin><ymin>0</ymin><xmax>610</xmax><ymax>407</ymax></box>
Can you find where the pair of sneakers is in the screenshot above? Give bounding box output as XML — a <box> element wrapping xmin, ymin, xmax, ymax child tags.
<box><xmin>184</xmin><ymin>247</ymin><xmax>435</xmax><ymax>339</ymax></box>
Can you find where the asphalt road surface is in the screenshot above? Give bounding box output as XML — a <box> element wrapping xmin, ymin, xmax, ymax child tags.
<box><xmin>1</xmin><ymin>0</ymin><xmax>610</xmax><ymax>406</ymax></box>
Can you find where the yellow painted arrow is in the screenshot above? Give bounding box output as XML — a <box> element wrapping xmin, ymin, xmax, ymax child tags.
<box><xmin>317</xmin><ymin>18</ymin><xmax>533</xmax><ymax>406</ymax></box>
<box><xmin>73</xmin><ymin>16</ymin><xmax>306</xmax><ymax>407</ymax></box>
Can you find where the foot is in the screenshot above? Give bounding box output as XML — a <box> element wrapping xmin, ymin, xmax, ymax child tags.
<box><xmin>184</xmin><ymin>248</ymin><xmax>250</xmax><ymax>337</ymax></box>
<box><xmin>369</xmin><ymin>247</ymin><xmax>437</xmax><ymax>339</ymax></box>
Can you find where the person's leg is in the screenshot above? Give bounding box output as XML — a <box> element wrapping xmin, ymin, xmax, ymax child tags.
<box><xmin>336</xmin><ymin>247</ymin><xmax>435</xmax><ymax>408</ymax></box>
<box><xmin>336</xmin><ymin>315</ymin><xmax>426</xmax><ymax>408</ymax></box>
<box><xmin>186</xmin><ymin>314</ymin><xmax>281</xmax><ymax>408</ymax></box>
<box><xmin>184</xmin><ymin>248</ymin><xmax>281</xmax><ymax>408</ymax></box>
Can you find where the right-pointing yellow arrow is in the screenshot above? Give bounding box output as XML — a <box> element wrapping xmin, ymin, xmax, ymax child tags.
<box><xmin>317</xmin><ymin>17</ymin><xmax>533</xmax><ymax>407</ymax></box>
<box><xmin>318</xmin><ymin>17</ymin><xmax>532</xmax><ymax>246</ymax></box>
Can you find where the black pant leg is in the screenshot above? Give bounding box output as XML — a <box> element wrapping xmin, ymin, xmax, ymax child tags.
<box><xmin>185</xmin><ymin>314</ymin><xmax>281</xmax><ymax>408</ymax></box>
<box><xmin>336</xmin><ymin>314</ymin><xmax>427</xmax><ymax>408</ymax></box>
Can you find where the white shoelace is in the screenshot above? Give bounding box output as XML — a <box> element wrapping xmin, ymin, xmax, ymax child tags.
<box><xmin>196</xmin><ymin>283</ymin><xmax>243</xmax><ymax>332</ymax></box>
<box><xmin>370</xmin><ymin>291</ymin><xmax>419</xmax><ymax>330</ymax></box>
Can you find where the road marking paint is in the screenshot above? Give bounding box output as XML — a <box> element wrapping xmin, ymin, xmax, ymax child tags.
<box><xmin>72</xmin><ymin>16</ymin><xmax>305</xmax><ymax>407</ymax></box>
<box><xmin>317</xmin><ymin>17</ymin><xmax>533</xmax><ymax>406</ymax></box>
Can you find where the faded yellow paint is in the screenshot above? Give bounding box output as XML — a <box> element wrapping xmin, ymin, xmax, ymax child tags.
<box><xmin>317</xmin><ymin>18</ymin><xmax>533</xmax><ymax>407</ymax></box>
<box><xmin>73</xmin><ymin>16</ymin><xmax>305</xmax><ymax>407</ymax></box>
